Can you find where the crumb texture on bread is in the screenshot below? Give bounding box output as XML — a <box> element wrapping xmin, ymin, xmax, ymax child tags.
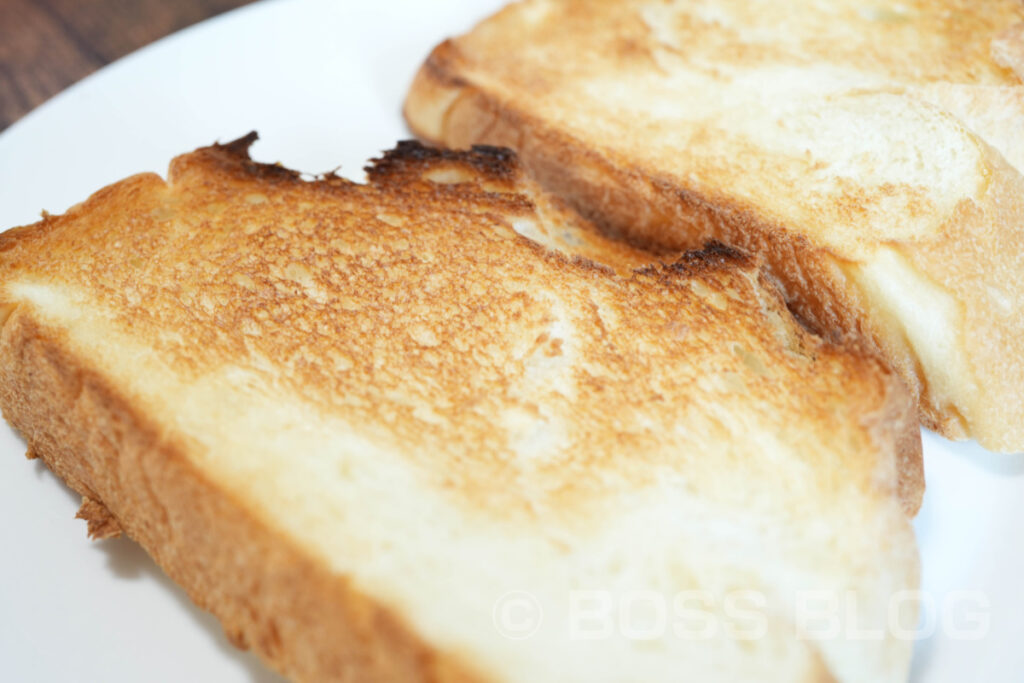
<box><xmin>404</xmin><ymin>0</ymin><xmax>1024</xmax><ymax>452</ymax></box>
<box><xmin>0</xmin><ymin>137</ymin><xmax>920</xmax><ymax>682</ymax></box>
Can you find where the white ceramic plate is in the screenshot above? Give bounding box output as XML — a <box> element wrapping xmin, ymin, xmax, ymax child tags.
<box><xmin>0</xmin><ymin>0</ymin><xmax>1021</xmax><ymax>680</ymax></box>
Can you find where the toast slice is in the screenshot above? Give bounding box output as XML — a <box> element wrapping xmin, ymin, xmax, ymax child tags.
<box><xmin>0</xmin><ymin>136</ymin><xmax>921</xmax><ymax>682</ymax></box>
<box><xmin>404</xmin><ymin>0</ymin><xmax>1024</xmax><ymax>453</ymax></box>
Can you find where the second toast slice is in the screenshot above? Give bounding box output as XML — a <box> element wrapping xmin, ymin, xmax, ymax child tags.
<box><xmin>405</xmin><ymin>0</ymin><xmax>1024</xmax><ymax>452</ymax></box>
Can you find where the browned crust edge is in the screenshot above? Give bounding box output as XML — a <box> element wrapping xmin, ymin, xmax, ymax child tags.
<box><xmin>404</xmin><ymin>42</ymin><xmax>956</xmax><ymax>444</ymax></box>
<box><xmin>0</xmin><ymin>307</ymin><xmax>485</xmax><ymax>683</ymax></box>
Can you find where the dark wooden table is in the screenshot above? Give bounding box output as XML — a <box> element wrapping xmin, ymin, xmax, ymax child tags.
<box><xmin>0</xmin><ymin>0</ymin><xmax>256</xmax><ymax>132</ymax></box>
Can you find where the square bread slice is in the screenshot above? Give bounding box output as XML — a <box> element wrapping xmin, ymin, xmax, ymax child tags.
<box><xmin>0</xmin><ymin>136</ymin><xmax>921</xmax><ymax>682</ymax></box>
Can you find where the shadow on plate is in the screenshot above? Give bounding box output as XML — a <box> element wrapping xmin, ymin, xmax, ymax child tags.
<box><xmin>907</xmin><ymin>623</ymin><xmax>937</xmax><ymax>683</ymax></box>
<box><xmin>923</xmin><ymin>429</ymin><xmax>1024</xmax><ymax>477</ymax></box>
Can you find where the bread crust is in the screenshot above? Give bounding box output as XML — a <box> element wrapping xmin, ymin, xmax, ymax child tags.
<box><xmin>0</xmin><ymin>309</ymin><xmax>483</xmax><ymax>683</ymax></box>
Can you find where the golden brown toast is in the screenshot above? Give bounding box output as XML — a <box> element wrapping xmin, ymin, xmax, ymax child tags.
<box><xmin>0</xmin><ymin>136</ymin><xmax>921</xmax><ymax>682</ymax></box>
<box><xmin>404</xmin><ymin>0</ymin><xmax>1024</xmax><ymax>452</ymax></box>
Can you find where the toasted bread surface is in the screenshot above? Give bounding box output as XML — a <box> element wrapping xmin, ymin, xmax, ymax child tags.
<box><xmin>404</xmin><ymin>0</ymin><xmax>1024</xmax><ymax>452</ymax></box>
<box><xmin>0</xmin><ymin>137</ymin><xmax>920</xmax><ymax>682</ymax></box>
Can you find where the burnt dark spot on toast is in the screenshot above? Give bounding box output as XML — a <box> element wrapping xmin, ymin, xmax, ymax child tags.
<box><xmin>669</xmin><ymin>240</ymin><xmax>752</xmax><ymax>272</ymax></box>
<box><xmin>199</xmin><ymin>131</ymin><xmax>305</xmax><ymax>184</ymax></box>
<box><xmin>633</xmin><ymin>240</ymin><xmax>752</xmax><ymax>281</ymax></box>
<box><xmin>366</xmin><ymin>140</ymin><xmax>520</xmax><ymax>183</ymax></box>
